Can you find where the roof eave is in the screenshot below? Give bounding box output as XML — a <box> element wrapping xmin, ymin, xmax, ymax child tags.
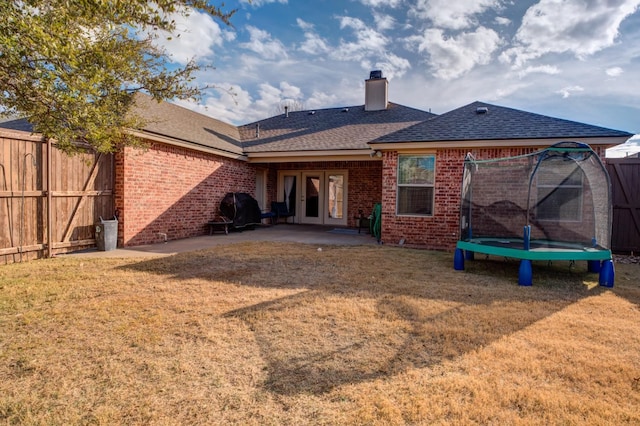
<box><xmin>127</xmin><ymin>129</ymin><xmax>247</xmax><ymax>161</ymax></box>
<box><xmin>369</xmin><ymin>135</ymin><xmax>633</xmax><ymax>151</ymax></box>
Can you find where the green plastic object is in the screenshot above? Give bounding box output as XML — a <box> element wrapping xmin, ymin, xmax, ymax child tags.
<box><xmin>370</xmin><ymin>203</ymin><xmax>382</xmax><ymax>242</ymax></box>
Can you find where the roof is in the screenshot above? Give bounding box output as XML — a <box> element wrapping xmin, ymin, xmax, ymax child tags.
<box><xmin>372</xmin><ymin>101</ymin><xmax>634</xmax><ymax>144</ymax></box>
<box><xmin>1</xmin><ymin>98</ymin><xmax>633</xmax><ymax>155</ymax></box>
<box><xmin>0</xmin><ymin>116</ymin><xmax>34</xmax><ymax>132</ymax></box>
<box><xmin>0</xmin><ymin>94</ymin><xmax>245</xmax><ymax>157</ymax></box>
<box><xmin>130</xmin><ymin>93</ymin><xmax>243</xmax><ymax>156</ymax></box>
<box><xmin>238</xmin><ymin>103</ymin><xmax>436</xmax><ymax>152</ymax></box>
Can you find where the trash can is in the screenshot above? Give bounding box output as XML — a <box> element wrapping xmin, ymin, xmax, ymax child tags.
<box><xmin>96</xmin><ymin>218</ymin><xmax>118</xmax><ymax>251</ymax></box>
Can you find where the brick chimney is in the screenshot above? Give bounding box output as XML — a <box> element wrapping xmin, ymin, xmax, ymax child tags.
<box><xmin>365</xmin><ymin>70</ymin><xmax>388</xmax><ymax>111</ymax></box>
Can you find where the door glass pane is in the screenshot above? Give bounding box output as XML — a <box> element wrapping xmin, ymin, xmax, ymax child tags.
<box><xmin>328</xmin><ymin>174</ymin><xmax>344</xmax><ymax>219</ymax></box>
<box><xmin>305</xmin><ymin>176</ymin><xmax>320</xmax><ymax>218</ymax></box>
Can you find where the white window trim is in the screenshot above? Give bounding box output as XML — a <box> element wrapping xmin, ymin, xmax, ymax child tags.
<box><xmin>396</xmin><ymin>154</ymin><xmax>436</xmax><ymax>217</ymax></box>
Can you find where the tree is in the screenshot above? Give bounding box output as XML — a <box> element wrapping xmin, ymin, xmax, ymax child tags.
<box><xmin>0</xmin><ymin>0</ymin><xmax>235</xmax><ymax>153</ymax></box>
<box><xmin>272</xmin><ymin>100</ymin><xmax>306</xmax><ymax>116</ymax></box>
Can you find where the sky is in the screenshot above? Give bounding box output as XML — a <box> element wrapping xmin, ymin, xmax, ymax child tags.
<box><xmin>154</xmin><ymin>0</ymin><xmax>640</xmax><ymax>136</ymax></box>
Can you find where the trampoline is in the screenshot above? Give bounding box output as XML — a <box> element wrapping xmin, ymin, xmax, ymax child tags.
<box><xmin>453</xmin><ymin>142</ymin><xmax>614</xmax><ymax>286</ymax></box>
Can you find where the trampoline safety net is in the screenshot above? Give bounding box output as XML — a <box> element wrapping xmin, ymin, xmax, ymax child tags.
<box><xmin>459</xmin><ymin>142</ymin><xmax>612</xmax><ymax>250</ymax></box>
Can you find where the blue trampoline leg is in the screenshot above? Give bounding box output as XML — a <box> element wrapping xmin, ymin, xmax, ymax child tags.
<box><xmin>588</xmin><ymin>260</ymin><xmax>601</xmax><ymax>273</ymax></box>
<box><xmin>465</xmin><ymin>250</ymin><xmax>474</xmax><ymax>261</ymax></box>
<box><xmin>598</xmin><ymin>260</ymin><xmax>615</xmax><ymax>288</ymax></box>
<box><xmin>518</xmin><ymin>259</ymin><xmax>532</xmax><ymax>286</ymax></box>
<box><xmin>454</xmin><ymin>248</ymin><xmax>465</xmax><ymax>271</ymax></box>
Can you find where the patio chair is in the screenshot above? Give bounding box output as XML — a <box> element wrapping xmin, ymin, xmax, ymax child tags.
<box><xmin>271</xmin><ymin>201</ymin><xmax>295</xmax><ymax>224</ymax></box>
<box><xmin>260</xmin><ymin>209</ymin><xmax>276</xmax><ymax>225</ymax></box>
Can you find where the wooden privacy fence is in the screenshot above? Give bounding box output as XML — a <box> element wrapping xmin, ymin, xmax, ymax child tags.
<box><xmin>0</xmin><ymin>129</ymin><xmax>114</xmax><ymax>263</ymax></box>
<box><xmin>606</xmin><ymin>157</ymin><xmax>640</xmax><ymax>254</ymax></box>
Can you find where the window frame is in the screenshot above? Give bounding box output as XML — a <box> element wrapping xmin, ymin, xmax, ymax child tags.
<box><xmin>396</xmin><ymin>154</ymin><xmax>436</xmax><ymax>217</ymax></box>
<box><xmin>535</xmin><ymin>170</ymin><xmax>583</xmax><ymax>222</ymax></box>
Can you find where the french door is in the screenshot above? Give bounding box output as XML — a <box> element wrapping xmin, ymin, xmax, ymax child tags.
<box><xmin>301</xmin><ymin>172</ymin><xmax>323</xmax><ymax>224</ymax></box>
<box><xmin>277</xmin><ymin>170</ymin><xmax>348</xmax><ymax>226</ymax></box>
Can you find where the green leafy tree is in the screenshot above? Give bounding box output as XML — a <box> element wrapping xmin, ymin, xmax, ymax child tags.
<box><xmin>0</xmin><ymin>0</ymin><xmax>236</xmax><ymax>153</ymax></box>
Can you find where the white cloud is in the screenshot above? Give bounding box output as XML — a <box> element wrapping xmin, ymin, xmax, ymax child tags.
<box><xmin>332</xmin><ymin>16</ymin><xmax>390</xmax><ymax>61</ymax></box>
<box><xmin>195</xmin><ymin>81</ymin><xmax>300</xmax><ymax>124</ymax></box>
<box><xmin>358</xmin><ymin>0</ymin><xmax>402</xmax><ymax>7</ymax></box>
<box><xmin>495</xmin><ymin>16</ymin><xmax>511</xmax><ymax>26</ymax></box>
<box><xmin>152</xmin><ymin>8</ymin><xmax>225</xmax><ymax>65</ymax></box>
<box><xmin>373</xmin><ymin>12</ymin><xmax>396</xmax><ymax>31</ymax></box>
<box><xmin>331</xmin><ymin>16</ymin><xmax>412</xmax><ymax>79</ymax></box>
<box><xmin>556</xmin><ymin>85</ymin><xmax>584</xmax><ymax>99</ymax></box>
<box><xmin>502</xmin><ymin>0</ymin><xmax>640</xmax><ymax>67</ymax></box>
<box><xmin>222</xmin><ymin>30</ymin><xmax>237</xmax><ymax>43</ymax></box>
<box><xmin>371</xmin><ymin>53</ymin><xmax>412</xmax><ymax>80</ymax></box>
<box><xmin>517</xmin><ymin>64</ymin><xmax>560</xmax><ymax>78</ymax></box>
<box><xmin>299</xmin><ymin>34</ymin><xmax>330</xmax><ymax>55</ymax></box>
<box><xmin>254</xmin><ymin>83</ymin><xmax>283</xmax><ymax>109</ymax></box>
<box><xmin>296</xmin><ymin>18</ymin><xmax>314</xmax><ymax>32</ymax></box>
<box><xmin>606</xmin><ymin>67</ymin><xmax>624</xmax><ymax>77</ymax></box>
<box><xmin>174</xmin><ymin>84</ymin><xmax>254</xmax><ymax>124</ymax></box>
<box><xmin>305</xmin><ymin>90</ymin><xmax>340</xmax><ymax>110</ymax></box>
<box><xmin>408</xmin><ymin>26</ymin><xmax>502</xmax><ymax>80</ymax></box>
<box><xmin>241</xmin><ymin>0</ymin><xmax>287</xmax><ymax>6</ymax></box>
<box><xmin>297</xmin><ymin>19</ymin><xmax>330</xmax><ymax>55</ymax></box>
<box><xmin>239</xmin><ymin>26</ymin><xmax>288</xmax><ymax>60</ymax></box>
<box><xmin>411</xmin><ymin>0</ymin><xmax>503</xmax><ymax>30</ymax></box>
<box><xmin>279</xmin><ymin>81</ymin><xmax>303</xmax><ymax>99</ymax></box>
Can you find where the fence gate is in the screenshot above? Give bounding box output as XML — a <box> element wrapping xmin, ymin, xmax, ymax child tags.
<box><xmin>1</xmin><ymin>130</ymin><xmax>114</xmax><ymax>263</ymax></box>
<box><xmin>606</xmin><ymin>157</ymin><xmax>640</xmax><ymax>253</ymax></box>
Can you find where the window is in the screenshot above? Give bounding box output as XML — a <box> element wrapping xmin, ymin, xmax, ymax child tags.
<box><xmin>397</xmin><ymin>155</ymin><xmax>435</xmax><ymax>215</ymax></box>
<box><xmin>536</xmin><ymin>166</ymin><xmax>583</xmax><ymax>221</ymax></box>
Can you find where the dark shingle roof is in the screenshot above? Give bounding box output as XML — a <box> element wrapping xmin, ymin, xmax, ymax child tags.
<box><xmin>373</xmin><ymin>101</ymin><xmax>634</xmax><ymax>144</ymax></box>
<box><xmin>130</xmin><ymin>93</ymin><xmax>243</xmax><ymax>155</ymax></box>
<box><xmin>239</xmin><ymin>103</ymin><xmax>436</xmax><ymax>152</ymax></box>
<box><xmin>0</xmin><ymin>94</ymin><xmax>245</xmax><ymax>156</ymax></box>
<box><xmin>0</xmin><ymin>117</ymin><xmax>34</xmax><ymax>132</ymax></box>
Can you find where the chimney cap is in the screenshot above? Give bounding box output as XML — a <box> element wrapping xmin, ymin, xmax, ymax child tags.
<box><xmin>369</xmin><ymin>70</ymin><xmax>383</xmax><ymax>79</ymax></box>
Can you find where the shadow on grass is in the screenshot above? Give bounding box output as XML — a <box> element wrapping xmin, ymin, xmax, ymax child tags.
<box><xmin>120</xmin><ymin>242</ymin><xmax>608</xmax><ymax>396</ymax></box>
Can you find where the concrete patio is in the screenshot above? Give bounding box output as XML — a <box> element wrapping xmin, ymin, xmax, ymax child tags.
<box><xmin>61</xmin><ymin>225</ymin><xmax>379</xmax><ymax>258</ymax></box>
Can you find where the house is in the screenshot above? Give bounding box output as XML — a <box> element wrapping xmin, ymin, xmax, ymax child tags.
<box><xmin>3</xmin><ymin>71</ymin><xmax>634</xmax><ymax>252</ymax></box>
<box><xmin>606</xmin><ymin>135</ymin><xmax>640</xmax><ymax>158</ymax></box>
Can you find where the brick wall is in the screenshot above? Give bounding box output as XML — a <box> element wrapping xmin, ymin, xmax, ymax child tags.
<box><xmin>382</xmin><ymin>150</ymin><xmax>463</xmax><ymax>250</ymax></box>
<box><xmin>115</xmin><ymin>142</ymin><xmax>255</xmax><ymax>246</ymax></box>
<box><xmin>381</xmin><ymin>145</ymin><xmax>608</xmax><ymax>251</ymax></box>
<box><xmin>382</xmin><ymin>147</ymin><xmax>542</xmax><ymax>251</ymax></box>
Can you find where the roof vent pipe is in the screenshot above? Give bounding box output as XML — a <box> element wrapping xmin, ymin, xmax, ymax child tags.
<box><xmin>284</xmin><ymin>105</ymin><xmax>289</xmax><ymax>118</ymax></box>
<box><xmin>255</xmin><ymin>124</ymin><xmax>260</xmax><ymax>138</ymax></box>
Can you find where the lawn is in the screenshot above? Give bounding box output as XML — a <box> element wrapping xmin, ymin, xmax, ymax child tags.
<box><xmin>1</xmin><ymin>242</ymin><xmax>639</xmax><ymax>425</ymax></box>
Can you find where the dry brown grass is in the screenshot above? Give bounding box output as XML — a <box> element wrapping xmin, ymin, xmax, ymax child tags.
<box><xmin>1</xmin><ymin>242</ymin><xmax>639</xmax><ymax>425</ymax></box>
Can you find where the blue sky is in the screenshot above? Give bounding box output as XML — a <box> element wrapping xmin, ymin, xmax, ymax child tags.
<box><xmin>155</xmin><ymin>0</ymin><xmax>640</xmax><ymax>136</ymax></box>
